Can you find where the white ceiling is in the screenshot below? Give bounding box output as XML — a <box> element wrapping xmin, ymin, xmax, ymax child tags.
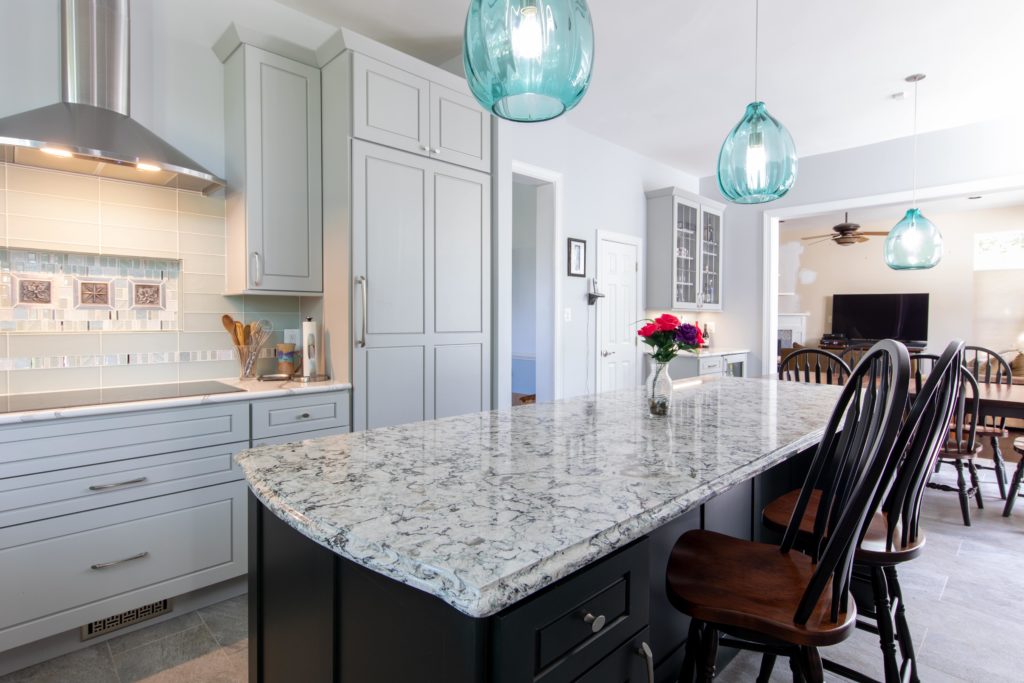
<box><xmin>275</xmin><ymin>0</ymin><xmax>1024</xmax><ymax>177</ymax></box>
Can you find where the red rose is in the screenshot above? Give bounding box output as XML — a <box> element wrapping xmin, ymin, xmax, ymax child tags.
<box><xmin>638</xmin><ymin>323</ymin><xmax>657</xmax><ymax>338</ymax></box>
<box><xmin>695</xmin><ymin>325</ymin><xmax>705</xmax><ymax>345</ymax></box>
<box><xmin>655</xmin><ymin>313</ymin><xmax>680</xmax><ymax>332</ymax></box>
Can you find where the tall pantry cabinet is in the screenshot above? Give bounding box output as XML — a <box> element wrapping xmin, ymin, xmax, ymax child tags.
<box><xmin>320</xmin><ymin>39</ymin><xmax>493</xmax><ymax>431</ymax></box>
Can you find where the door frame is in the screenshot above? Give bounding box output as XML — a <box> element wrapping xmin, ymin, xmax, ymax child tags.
<box><xmin>595</xmin><ymin>230</ymin><xmax>644</xmax><ymax>394</ymax></box>
<box><xmin>510</xmin><ymin>161</ymin><xmax>564</xmax><ymax>401</ymax></box>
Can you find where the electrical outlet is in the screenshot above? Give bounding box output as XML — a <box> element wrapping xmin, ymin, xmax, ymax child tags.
<box><xmin>707</xmin><ymin>321</ymin><xmax>717</xmax><ymax>334</ymax></box>
<box><xmin>563</xmin><ymin>308</ymin><xmax>572</xmax><ymax>322</ymax></box>
<box><xmin>284</xmin><ymin>329</ymin><xmax>300</xmax><ymax>345</ymax></box>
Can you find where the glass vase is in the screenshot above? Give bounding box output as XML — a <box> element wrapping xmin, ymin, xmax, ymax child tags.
<box><xmin>646</xmin><ymin>361</ymin><xmax>673</xmax><ymax>416</ymax></box>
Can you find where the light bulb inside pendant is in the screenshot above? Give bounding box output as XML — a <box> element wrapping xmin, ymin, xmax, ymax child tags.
<box><xmin>744</xmin><ymin>129</ymin><xmax>767</xmax><ymax>190</ymax></box>
<box><xmin>511</xmin><ymin>6</ymin><xmax>544</xmax><ymax>60</ymax></box>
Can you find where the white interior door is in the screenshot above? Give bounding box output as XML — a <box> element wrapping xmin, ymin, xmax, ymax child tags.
<box><xmin>597</xmin><ymin>234</ymin><xmax>641</xmax><ymax>393</ymax></box>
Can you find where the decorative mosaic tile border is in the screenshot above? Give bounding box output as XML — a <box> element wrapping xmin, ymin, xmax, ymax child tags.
<box><xmin>0</xmin><ymin>347</ymin><xmax>276</xmax><ymax>372</ymax></box>
<box><xmin>0</xmin><ymin>249</ymin><xmax>180</xmax><ymax>332</ymax></box>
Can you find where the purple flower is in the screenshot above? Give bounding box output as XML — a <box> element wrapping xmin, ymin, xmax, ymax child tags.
<box><xmin>675</xmin><ymin>323</ymin><xmax>699</xmax><ymax>346</ymax></box>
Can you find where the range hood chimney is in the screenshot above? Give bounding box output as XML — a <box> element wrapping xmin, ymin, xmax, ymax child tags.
<box><xmin>0</xmin><ymin>0</ymin><xmax>224</xmax><ymax>195</ymax></box>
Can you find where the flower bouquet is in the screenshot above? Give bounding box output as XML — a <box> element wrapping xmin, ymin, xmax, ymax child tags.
<box><xmin>637</xmin><ymin>314</ymin><xmax>704</xmax><ymax>416</ymax></box>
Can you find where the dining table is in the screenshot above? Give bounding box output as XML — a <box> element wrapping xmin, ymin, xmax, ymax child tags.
<box><xmin>974</xmin><ymin>382</ymin><xmax>1024</xmax><ymax>516</ymax></box>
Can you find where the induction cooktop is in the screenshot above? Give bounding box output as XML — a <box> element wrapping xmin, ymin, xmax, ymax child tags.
<box><xmin>0</xmin><ymin>380</ymin><xmax>244</xmax><ymax>415</ymax></box>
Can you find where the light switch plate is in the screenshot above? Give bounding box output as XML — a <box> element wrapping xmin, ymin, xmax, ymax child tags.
<box><xmin>284</xmin><ymin>329</ymin><xmax>300</xmax><ymax>345</ymax></box>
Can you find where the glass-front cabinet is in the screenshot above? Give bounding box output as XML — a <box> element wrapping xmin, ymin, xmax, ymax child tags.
<box><xmin>646</xmin><ymin>188</ymin><xmax>725</xmax><ymax>312</ymax></box>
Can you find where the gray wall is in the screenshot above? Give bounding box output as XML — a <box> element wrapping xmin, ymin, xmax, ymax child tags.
<box><xmin>700</xmin><ymin>117</ymin><xmax>1024</xmax><ymax>374</ymax></box>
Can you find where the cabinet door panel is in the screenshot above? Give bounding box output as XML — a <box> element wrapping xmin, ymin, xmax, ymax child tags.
<box><xmin>366</xmin><ymin>346</ymin><xmax>426</xmax><ymax>429</ymax></box>
<box><xmin>352</xmin><ymin>53</ymin><xmax>430</xmax><ymax>156</ymax></box>
<box><xmin>361</xmin><ymin>151</ymin><xmax>427</xmax><ymax>335</ymax></box>
<box><xmin>244</xmin><ymin>47</ymin><xmax>322</xmax><ymax>293</ymax></box>
<box><xmin>699</xmin><ymin>207</ymin><xmax>723</xmax><ymax>310</ymax></box>
<box><xmin>430</xmin><ymin>84</ymin><xmax>491</xmax><ymax>172</ymax></box>
<box><xmin>435</xmin><ymin>170</ymin><xmax>487</xmax><ymax>333</ymax></box>
<box><xmin>435</xmin><ymin>344</ymin><xmax>483</xmax><ymax>419</ymax></box>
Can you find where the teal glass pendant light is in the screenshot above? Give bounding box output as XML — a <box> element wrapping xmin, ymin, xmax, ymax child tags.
<box><xmin>885</xmin><ymin>74</ymin><xmax>943</xmax><ymax>270</ymax></box>
<box><xmin>463</xmin><ymin>0</ymin><xmax>595</xmax><ymax>123</ymax></box>
<box><xmin>717</xmin><ymin>0</ymin><xmax>797</xmax><ymax>204</ymax></box>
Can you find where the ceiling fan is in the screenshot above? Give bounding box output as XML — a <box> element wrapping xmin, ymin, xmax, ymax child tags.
<box><xmin>801</xmin><ymin>213</ymin><xmax>890</xmax><ymax>246</ymax></box>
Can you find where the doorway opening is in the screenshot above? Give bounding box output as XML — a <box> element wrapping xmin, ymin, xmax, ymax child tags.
<box><xmin>511</xmin><ymin>172</ymin><xmax>557</xmax><ymax>406</ymax></box>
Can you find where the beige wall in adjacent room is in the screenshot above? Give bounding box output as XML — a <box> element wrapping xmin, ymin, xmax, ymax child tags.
<box><xmin>779</xmin><ymin>204</ymin><xmax>1024</xmax><ymax>353</ymax></box>
<box><xmin>0</xmin><ymin>164</ymin><xmax>304</xmax><ymax>394</ymax></box>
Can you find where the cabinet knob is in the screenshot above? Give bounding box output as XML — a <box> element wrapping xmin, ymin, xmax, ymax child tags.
<box><xmin>298</xmin><ymin>412</ymin><xmax>311</xmax><ymax>419</ymax></box>
<box><xmin>582</xmin><ymin>612</ymin><xmax>606</xmax><ymax>633</ymax></box>
<box><xmin>419</xmin><ymin>145</ymin><xmax>429</xmax><ymax>152</ymax></box>
<box><xmin>431</xmin><ymin>148</ymin><xmax>441</xmax><ymax>154</ymax></box>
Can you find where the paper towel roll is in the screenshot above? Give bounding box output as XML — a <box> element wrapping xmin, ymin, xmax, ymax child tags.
<box><xmin>302</xmin><ymin>317</ymin><xmax>318</xmax><ymax>378</ymax></box>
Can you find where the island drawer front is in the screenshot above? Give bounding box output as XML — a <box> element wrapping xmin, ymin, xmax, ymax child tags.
<box><xmin>575</xmin><ymin>628</ymin><xmax>652</xmax><ymax>683</ymax></box>
<box><xmin>0</xmin><ymin>482</ymin><xmax>246</xmax><ymax>651</ymax></box>
<box><xmin>698</xmin><ymin>356</ymin><xmax>724</xmax><ymax>374</ymax></box>
<box><xmin>492</xmin><ymin>539</ymin><xmax>650</xmax><ymax>683</ymax></box>
<box><xmin>0</xmin><ymin>403</ymin><xmax>250</xmax><ymax>479</ymax></box>
<box><xmin>0</xmin><ymin>442</ymin><xmax>247</xmax><ymax>528</ymax></box>
<box><xmin>251</xmin><ymin>392</ymin><xmax>349</xmax><ymax>439</ymax></box>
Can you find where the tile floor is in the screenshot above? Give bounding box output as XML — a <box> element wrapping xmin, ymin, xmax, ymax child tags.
<box><xmin>3</xmin><ymin>460</ymin><xmax>1021</xmax><ymax>682</ymax></box>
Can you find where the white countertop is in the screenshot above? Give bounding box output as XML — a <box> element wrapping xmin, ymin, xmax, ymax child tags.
<box><xmin>674</xmin><ymin>347</ymin><xmax>750</xmax><ymax>358</ymax></box>
<box><xmin>0</xmin><ymin>378</ymin><xmax>352</xmax><ymax>425</ymax></box>
<box><xmin>236</xmin><ymin>377</ymin><xmax>841</xmax><ymax>618</ymax></box>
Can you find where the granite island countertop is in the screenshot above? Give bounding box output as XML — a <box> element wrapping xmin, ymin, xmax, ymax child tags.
<box><xmin>235</xmin><ymin>377</ymin><xmax>843</xmax><ymax>618</ymax></box>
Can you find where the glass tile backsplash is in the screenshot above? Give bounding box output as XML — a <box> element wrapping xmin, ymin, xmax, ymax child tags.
<box><xmin>0</xmin><ymin>248</ymin><xmax>180</xmax><ymax>332</ymax></box>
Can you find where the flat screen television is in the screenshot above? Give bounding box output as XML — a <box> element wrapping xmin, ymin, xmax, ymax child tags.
<box><xmin>831</xmin><ymin>293</ymin><xmax>929</xmax><ymax>343</ymax></box>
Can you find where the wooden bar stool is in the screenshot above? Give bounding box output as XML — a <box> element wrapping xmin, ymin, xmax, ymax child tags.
<box><xmin>666</xmin><ymin>340</ymin><xmax>911</xmax><ymax>682</ymax></box>
<box><xmin>927</xmin><ymin>366</ymin><xmax>983</xmax><ymax>526</ymax></box>
<box><xmin>779</xmin><ymin>348</ymin><xmax>851</xmax><ymax>385</ymax></box>
<box><xmin>761</xmin><ymin>341</ymin><xmax>965</xmax><ymax>683</ymax></box>
<box><xmin>1006</xmin><ymin>438</ymin><xmax>1024</xmax><ymax>517</ymax></box>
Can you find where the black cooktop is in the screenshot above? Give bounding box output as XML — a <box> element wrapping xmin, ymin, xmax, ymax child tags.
<box><xmin>0</xmin><ymin>380</ymin><xmax>244</xmax><ymax>415</ymax></box>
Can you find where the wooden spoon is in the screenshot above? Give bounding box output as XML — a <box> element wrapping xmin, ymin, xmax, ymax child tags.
<box><xmin>222</xmin><ymin>314</ymin><xmax>238</xmax><ymax>344</ymax></box>
<box><xmin>235</xmin><ymin>321</ymin><xmax>246</xmax><ymax>347</ymax></box>
<box><xmin>243</xmin><ymin>323</ymin><xmax>252</xmax><ymax>345</ymax></box>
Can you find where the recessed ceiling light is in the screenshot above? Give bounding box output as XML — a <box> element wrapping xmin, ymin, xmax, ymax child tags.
<box><xmin>136</xmin><ymin>162</ymin><xmax>161</xmax><ymax>172</ymax></box>
<box><xmin>41</xmin><ymin>146</ymin><xmax>73</xmax><ymax>158</ymax></box>
<box><xmin>968</xmin><ymin>195</ymin><xmax>983</xmax><ymax>200</ymax></box>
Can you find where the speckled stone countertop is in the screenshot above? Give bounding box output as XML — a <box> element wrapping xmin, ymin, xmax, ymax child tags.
<box><xmin>236</xmin><ymin>377</ymin><xmax>842</xmax><ymax>618</ymax></box>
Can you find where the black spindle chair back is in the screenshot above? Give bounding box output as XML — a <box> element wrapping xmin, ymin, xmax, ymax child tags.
<box><xmin>882</xmin><ymin>341</ymin><xmax>965</xmax><ymax>551</ymax></box>
<box><xmin>780</xmin><ymin>340</ymin><xmax>910</xmax><ymax>625</ymax></box>
<box><xmin>779</xmin><ymin>349</ymin><xmax>852</xmax><ymax>385</ymax></box>
<box><xmin>964</xmin><ymin>345</ymin><xmax>1012</xmax><ymax>435</ymax></box>
<box><xmin>948</xmin><ymin>364</ymin><xmax>981</xmax><ymax>457</ymax></box>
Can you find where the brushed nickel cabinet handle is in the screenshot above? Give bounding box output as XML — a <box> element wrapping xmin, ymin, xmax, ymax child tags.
<box><xmin>91</xmin><ymin>551</ymin><xmax>149</xmax><ymax>570</ymax></box>
<box><xmin>637</xmin><ymin>642</ymin><xmax>654</xmax><ymax>682</ymax></box>
<box><xmin>356</xmin><ymin>275</ymin><xmax>367</xmax><ymax>348</ymax></box>
<box><xmin>252</xmin><ymin>251</ymin><xmax>263</xmax><ymax>286</ymax></box>
<box><xmin>583</xmin><ymin>612</ymin><xmax>606</xmax><ymax>633</ymax></box>
<box><xmin>89</xmin><ymin>477</ymin><xmax>148</xmax><ymax>492</ymax></box>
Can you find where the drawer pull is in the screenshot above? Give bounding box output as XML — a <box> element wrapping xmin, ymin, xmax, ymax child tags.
<box><xmin>90</xmin><ymin>551</ymin><xmax>149</xmax><ymax>570</ymax></box>
<box><xmin>583</xmin><ymin>612</ymin><xmax>606</xmax><ymax>633</ymax></box>
<box><xmin>637</xmin><ymin>642</ymin><xmax>654</xmax><ymax>682</ymax></box>
<box><xmin>298</xmin><ymin>412</ymin><xmax>311</xmax><ymax>419</ymax></box>
<box><xmin>89</xmin><ymin>477</ymin><xmax>148</xmax><ymax>492</ymax></box>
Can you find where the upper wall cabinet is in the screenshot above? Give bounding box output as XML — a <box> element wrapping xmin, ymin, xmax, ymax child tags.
<box><xmin>222</xmin><ymin>44</ymin><xmax>323</xmax><ymax>295</ymax></box>
<box><xmin>646</xmin><ymin>188</ymin><xmax>725</xmax><ymax>312</ymax></box>
<box><xmin>352</xmin><ymin>53</ymin><xmax>491</xmax><ymax>173</ymax></box>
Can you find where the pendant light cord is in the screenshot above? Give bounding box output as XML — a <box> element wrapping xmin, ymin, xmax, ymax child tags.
<box><xmin>912</xmin><ymin>78</ymin><xmax>919</xmax><ymax>207</ymax></box>
<box><xmin>753</xmin><ymin>0</ymin><xmax>760</xmax><ymax>102</ymax></box>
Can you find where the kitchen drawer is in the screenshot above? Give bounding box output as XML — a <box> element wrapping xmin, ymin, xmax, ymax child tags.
<box><xmin>0</xmin><ymin>403</ymin><xmax>249</xmax><ymax>478</ymax></box>
<box><xmin>254</xmin><ymin>426</ymin><xmax>348</xmax><ymax>447</ymax></box>
<box><xmin>493</xmin><ymin>539</ymin><xmax>649</xmax><ymax>683</ymax></box>
<box><xmin>0</xmin><ymin>482</ymin><xmax>246</xmax><ymax>651</ymax></box>
<box><xmin>251</xmin><ymin>392</ymin><xmax>349</xmax><ymax>440</ymax></box>
<box><xmin>0</xmin><ymin>442</ymin><xmax>247</xmax><ymax>528</ymax></box>
<box><xmin>576</xmin><ymin>628</ymin><xmax>653</xmax><ymax>683</ymax></box>
<box><xmin>698</xmin><ymin>356</ymin><xmax>724</xmax><ymax>375</ymax></box>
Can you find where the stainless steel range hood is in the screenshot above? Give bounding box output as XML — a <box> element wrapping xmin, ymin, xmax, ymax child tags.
<box><xmin>0</xmin><ymin>0</ymin><xmax>224</xmax><ymax>195</ymax></box>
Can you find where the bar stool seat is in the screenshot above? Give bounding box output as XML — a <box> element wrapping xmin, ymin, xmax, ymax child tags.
<box><xmin>762</xmin><ymin>489</ymin><xmax>925</xmax><ymax>563</ymax></box>
<box><xmin>666</xmin><ymin>529</ymin><xmax>855</xmax><ymax>647</ymax></box>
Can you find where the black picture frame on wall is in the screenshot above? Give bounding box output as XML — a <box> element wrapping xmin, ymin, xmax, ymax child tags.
<box><xmin>567</xmin><ymin>238</ymin><xmax>586</xmax><ymax>277</ymax></box>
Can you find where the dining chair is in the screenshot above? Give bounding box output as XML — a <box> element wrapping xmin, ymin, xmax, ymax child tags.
<box><xmin>927</xmin><ymin>365</ymin><xmax>983</xmax><ymax>526</ymax></box>
<box><xmin>964</xmin><ymin>345</ymin><xmax>1013</xmax><ymax>500</ymax></box>
<box><xmin>1009</xmin><ymin>438</ymin><xmax>1024</xmax><ymax>516</ymax></box>
<box><xmin>841</xmin><ymin>346</ymin><xmax>868</xmax><ymax>369</ymax></box>
<box><xmin>778</xmin><ymin>348</ymin><xmax>852</xmax><ymax>385</ymax></box>
<box><xmin>666</xmin><ymin>340</ymin><xmax>910</xmax><ymax>682</ymax></box>
<box><xmin>761</xmin><ymin>341</ymin><xmax>964</xmax><ymax>683</ymax></box>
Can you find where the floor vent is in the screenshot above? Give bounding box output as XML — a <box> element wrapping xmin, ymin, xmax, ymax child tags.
<box><xmin>80</xmin><ymin>599</ymin><xmax>173</xmax><ymax>640</ymax></box>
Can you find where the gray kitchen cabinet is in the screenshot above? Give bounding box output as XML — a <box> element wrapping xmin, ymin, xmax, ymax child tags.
<box><xmin>0</xmin><ymin>389</ymin><xmax>350</xmax><ymax>657</ymax></box>
<box><xmin>222</xmin><ymin>42</ymin><xmax>323</xmax><ymax>295</ymax></box>
<box><xmin>351</xmin><ymin>52</ymin><xmax>491</xmax><ymax>172</ymax></box>
<box><xmin>668</xmin><ymin>351</ymin><xmax>748</xmax><ymax>379</ymax></box>
<box><xmin>351</xmin><ymin>140</ymin><xmax>491</xmax><ymax>430</ymax></box>
<box><xmin>646</xmin><ymin>188</ymin><xmax>725</xmax><ymax>312</ymax></box>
